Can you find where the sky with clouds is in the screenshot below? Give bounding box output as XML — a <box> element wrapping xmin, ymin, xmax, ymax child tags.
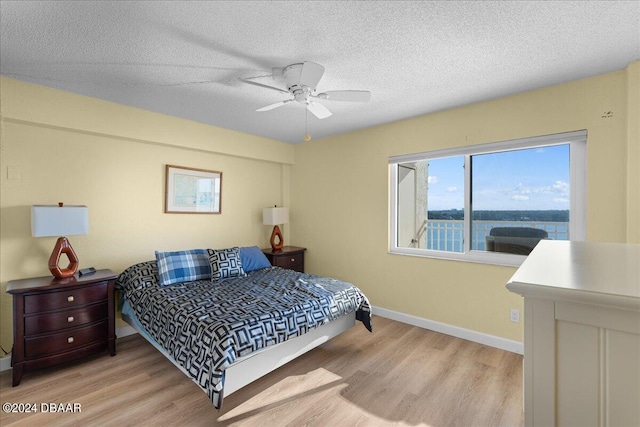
<box><xmin>426</xmin><ymin>144</ymin><xmax>570</xmax><ymax>211</ymax></box>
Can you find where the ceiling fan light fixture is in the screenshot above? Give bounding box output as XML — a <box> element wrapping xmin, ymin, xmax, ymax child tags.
<box><xmin>245</xmin><ymin>61</ymin><xmax>371</xmax><ymax>120</ymax></box>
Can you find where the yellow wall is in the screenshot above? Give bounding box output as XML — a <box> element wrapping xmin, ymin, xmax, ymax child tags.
<box><xmin>0</xmin><ymin>77</ymin><xmax>294</xmax><ymax>355</ymax></box>
<box><xmin>1</xmin><ymin>61</ymin><xmax>638</xmax><ymax>354</ymax></box>
<box><xmin>626</xmin><ymin>61</ymin><xmax>640</xmax><ymax>243</ymax></box>
<box><xmin>291</xmin><ymin>62</ymin><xmax>639</xmax><ymax>342</ymax></box>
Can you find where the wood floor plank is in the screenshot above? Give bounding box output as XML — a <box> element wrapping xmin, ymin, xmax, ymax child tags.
<box><xmin>0</xmin><ymin>317</ymin><xmax>523</xmax><ymax>426</ymax></box>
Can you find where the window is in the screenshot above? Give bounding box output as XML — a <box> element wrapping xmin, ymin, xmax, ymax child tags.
<box><xmin>389</xmin><ymin>131</ymin><xmax>586</xmax><ymax>266</ymax></box>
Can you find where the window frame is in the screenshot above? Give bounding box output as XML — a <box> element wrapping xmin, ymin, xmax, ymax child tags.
<box><xmin>389</xmin><ymin>130</ymin><xmax>587</xmax><ymax>267</ymax></box>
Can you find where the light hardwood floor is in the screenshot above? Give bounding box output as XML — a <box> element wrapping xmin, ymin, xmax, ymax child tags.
<box><xmin>0</xmin><ymin>317</ymin><xmax>523</xmax><ymax>426</ymax></box>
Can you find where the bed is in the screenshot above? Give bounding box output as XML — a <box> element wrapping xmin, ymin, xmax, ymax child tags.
<box><xmin>115</xmin><ymin>246</ymin><xmax>372</xmax><ymax>409</ymax></box>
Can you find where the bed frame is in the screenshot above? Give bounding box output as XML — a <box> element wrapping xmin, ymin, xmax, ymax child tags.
<box><xmin>121</xmin><ymin>308</ymin><xmax>355</xmax><ymax>397</ymax></box>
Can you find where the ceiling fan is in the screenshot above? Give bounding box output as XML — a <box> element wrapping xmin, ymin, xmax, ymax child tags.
<box><xmin>240</xmin><ymin>61</ymin><xmax>371</xmax><ymax>119</ymax></box>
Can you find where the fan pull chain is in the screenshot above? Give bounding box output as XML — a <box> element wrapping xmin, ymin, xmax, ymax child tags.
<box><xmin>304</xmin><ymin>108</ymin><xmax>311</xmax><ymax>141</ymax></box>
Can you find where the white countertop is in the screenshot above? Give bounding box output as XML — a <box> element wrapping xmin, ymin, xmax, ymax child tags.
<box><xmin>507</xmin><ymin>240</ymin><xmax>640</xmax><ymax>310</ymax></box>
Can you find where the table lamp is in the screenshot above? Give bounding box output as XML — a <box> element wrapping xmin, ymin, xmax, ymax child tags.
<box><xmin>263</xmin><ymin>206</ymin><xmax>289</xmax><ymax>251</ymax></box>
<box><xmin>32</xmin><ymin>203</ymin><xmax>89</xmax><ymax>278</ymax></box>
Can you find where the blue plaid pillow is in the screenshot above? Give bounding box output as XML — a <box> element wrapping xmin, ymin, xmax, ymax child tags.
<box><xmin>155</xmin><ymin>249</ymin><xmax>212</xmax><ymax>286</ymax></box>
<box><xmin>208</xmin><ymin>247</ymin><xmax>246</xmax><ymax>282</ymax></box>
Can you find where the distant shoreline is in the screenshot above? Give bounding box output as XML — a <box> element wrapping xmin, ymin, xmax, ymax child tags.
<box><xmin>428</xmin><ymin>209</ymin><xmax>569</xmax><ymax>222</ymax></box>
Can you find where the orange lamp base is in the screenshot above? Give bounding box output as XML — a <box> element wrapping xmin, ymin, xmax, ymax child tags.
<box><xmin>270</xmin><ymin>225</ymin><xmax>284</xmax><ymax>251</ymax></box>
<box><xmin>48</xmin><ymin>237</ymin><xmax>80</xmax><ymax>279</ymax></box>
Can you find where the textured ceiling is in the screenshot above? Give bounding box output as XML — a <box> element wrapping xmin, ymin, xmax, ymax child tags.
<box><xmin>1</xmin><ymin>1</ymin><xmax>639</xmax><ymax>144</ymax></box>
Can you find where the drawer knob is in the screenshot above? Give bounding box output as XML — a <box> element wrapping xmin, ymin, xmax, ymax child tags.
<box><xmin>67</xmin><ymin>295</ymin><xmax>75</xmax><ymax>302</ymax></box>
<box><xmin>67</xmin><ymin>337</ymin><xmax>74</xmax><ymax>344</ymax></box>
<box><xmin>67</xmin><ymin>316</ymin><xmax>74</xmax><ymax>323</ymax></box>
<box><xmin>291</xmin><ymin>258</ymin><xmax>295</xmax><ymax>262</ymax></box>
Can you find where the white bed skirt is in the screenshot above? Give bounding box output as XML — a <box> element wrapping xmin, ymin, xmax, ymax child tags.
<box><xmin>121</xmin><ymin>302</ymin><xmax>355</xmax><ymax>397</ymax></box>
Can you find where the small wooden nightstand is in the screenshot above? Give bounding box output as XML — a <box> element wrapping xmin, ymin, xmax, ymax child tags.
<box><xmin>262</xmin><ymin>246</ymin><xmax>306</xmax><ymax>273</ymax></box>
<box><xmin>6</xmin><ymin>269</ymin><xmax>118</xmax><ymax>386</ymax></box>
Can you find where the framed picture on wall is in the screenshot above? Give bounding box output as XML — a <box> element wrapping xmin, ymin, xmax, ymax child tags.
<box><xmin>165</xmin><ymin>165</ymin><xmax>222</xmax><ymax>214</ymax></box>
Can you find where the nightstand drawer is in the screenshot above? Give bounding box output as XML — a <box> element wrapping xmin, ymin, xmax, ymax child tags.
<box><xmin>25</xmin><ymin>302</ymin><xmax>108</xmax><ymax>335</ymax></box>
<box><xmin>273</xmin><ymin>255</ymin><xmax>302</xmax><ymax>269</ymax></box>
<box><xmin>24</xmin><ymin>321</ymin><xmax>108</xmax><ymax>359</ymax></box>
<box><xmin>24</xmin><ymin>282</ymin><xmax>108</xmax><ymax>314</ymax></box>
<box><xmin>262</xmin><ymin>246</ymin><xmax>306</xmax><ymax>273</ymax></box>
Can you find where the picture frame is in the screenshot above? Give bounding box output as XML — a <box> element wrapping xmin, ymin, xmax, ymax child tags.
<box><xmin>165</xmin><ymin>165</ymin><xmax>222</xmax><ymax>214</ymax></box>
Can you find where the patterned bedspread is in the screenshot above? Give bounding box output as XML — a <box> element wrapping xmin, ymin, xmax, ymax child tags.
<box><xmin>115</xmin><ymin>261</ymin><xmax>372</xmax><ymax>409</ymax></box>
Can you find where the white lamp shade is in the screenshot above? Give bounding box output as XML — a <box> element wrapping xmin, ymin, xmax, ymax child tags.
<box><xmin>263</xmin><ymin>207</ymin><xmax>289</xmax><ymax>226</ymax></box>
<box><xmin>31</xmin><ymin>205</ymin><xmax>89</xmax><ymax>237</ymax></box>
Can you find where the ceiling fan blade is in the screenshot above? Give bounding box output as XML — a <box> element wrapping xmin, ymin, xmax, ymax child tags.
<box><xmin>300</xmin><ymin>61</ymin><xmax>325</xmax><ymax>91</ymax></box>
<box><xmin>256</xmin><ymin>99</ymin><xmax>293</xmax><ymax>112</ymax></box>
<box><xmin>316</xmin><ymin>90</ymin><xmax>371</xmax><ymax>103</ymax></box>
<box><xmin>307</xmin><ymin>102</ymin><xmax>332</xmax><ymax>119</ymax></box>
<box><xmin>239</xmin><ymin>78</ymin><xmax>290</xmax><ymax>94</ymax></box>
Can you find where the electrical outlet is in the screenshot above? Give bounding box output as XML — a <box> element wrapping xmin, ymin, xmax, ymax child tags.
<box><xmin>510</xmin><ymin>309</ymin><xmax>520</xmax><ymax>323</ymax></box>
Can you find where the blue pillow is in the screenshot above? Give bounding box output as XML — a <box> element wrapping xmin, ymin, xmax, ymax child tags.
<box><xmin>240</xmin><ymin>246</ymin><xmax>272</xmax><ymax>272</ymax></box>
<box><xmin>207</xmin><ymin>247</ymin><xmax>247</xmax><ymax>282</ymax></box>
<box><xmin>155</xmin><ymin>249</ymin><xmax>211</xmax><ymax>286</ymax></box>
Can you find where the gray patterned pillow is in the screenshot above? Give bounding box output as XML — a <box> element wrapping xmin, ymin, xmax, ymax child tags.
<box><xmin>207</xmin><ymin>247</ymin><xmax>247</xmax><ymax>282</ymax></box>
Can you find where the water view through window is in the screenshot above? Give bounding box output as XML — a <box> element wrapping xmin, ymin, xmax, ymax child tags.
<box><xmin>399</xmin><ymin>144</ymin><xmax>571</xmax><ymax>255</ymax></box>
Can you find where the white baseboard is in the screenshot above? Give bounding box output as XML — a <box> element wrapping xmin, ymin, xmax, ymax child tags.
<box><xmin>374</xmin><ymin>306</ymin><xmax>524</xmax><ymax>355</ymax></box>
<box><xmin>0</xmin><ymin>355</ymin><xmax>11</xmax><ymax>372</ymax></box>
<box><xmin>0</xmin><ymin>312</ymin><xmax>521</xmax><ymax>373</ymax></box>
<box><xmin>116</xmin><ymin>324</ymin><xmax>138</xmax><ymax>338</ymax></box>
<box><xmin>0</xmin><ymin>325</ymin><xmax>139</xmax><ymax>373</ymax></box>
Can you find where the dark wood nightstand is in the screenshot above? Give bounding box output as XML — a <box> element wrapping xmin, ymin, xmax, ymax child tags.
<box><xmin>262</xmin><ymin>246</ymin><xmax>306</xmax><ymax>272</ymax></box>
<box><xmin>6</xmin><ymin>269</ymin><xmax>118</xmax><ymax>386</ymax></box>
